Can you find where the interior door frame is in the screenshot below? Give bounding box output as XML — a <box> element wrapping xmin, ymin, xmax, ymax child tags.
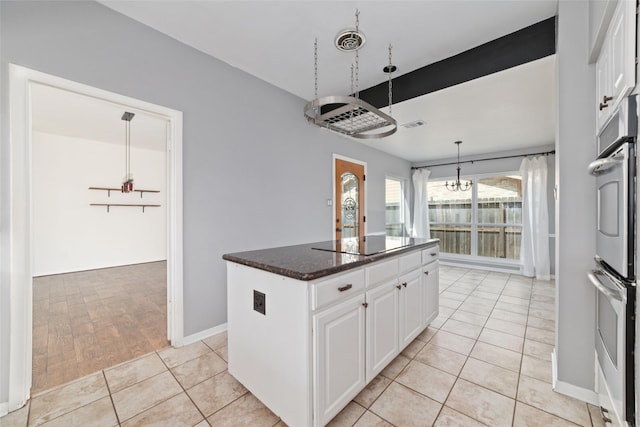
<box><xmin>6</xmin><ymin>64</ymin><xmax>184</xmax><ymax>411</ymax></box>
<box><xmin>332</xmin><ymin>154</ymin><xmax>367</xmax><ymax>239</ymax></box>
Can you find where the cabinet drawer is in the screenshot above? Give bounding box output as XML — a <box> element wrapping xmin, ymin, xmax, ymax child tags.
<box><xmin>422</xmin><ymin>246</ymin><xmax>439</xmax><ymax>265</ymax></box>
<box><xmin>311</xmin><ymin>269</ymin><xmax>365</xmax><ymax>310</ymax></box>
<box><xmin>365</xmin><ymin>258</ymin><xmax>398</xmax><ymax>288</ymax></box>
<box><xmin>398</xmin><ymin>251</ymin><xmax>421</xmax><ymax>274</ymax></box>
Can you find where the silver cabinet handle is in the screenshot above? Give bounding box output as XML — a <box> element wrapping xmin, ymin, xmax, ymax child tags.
<box><xmin>337</xmin><ymin>284</ymin><xmax>352</xmax><ymax>292</ymax></box>
<box><xmin>587</xmin><ymin>271</ymin><xmax>623</xmax><ymax>302</ymax></box>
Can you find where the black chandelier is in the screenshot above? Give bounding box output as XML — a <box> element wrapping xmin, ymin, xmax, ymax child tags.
<box><xmin>446</xmin><ymin>140</ymin><xmax>473</xmax><ymax>192</ymax></box>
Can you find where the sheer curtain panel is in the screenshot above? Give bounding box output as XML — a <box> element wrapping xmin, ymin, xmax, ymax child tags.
<box><xmin>412</xmin><ymin>169</ymin><xmax>431</xmax><ymax>238</ymax></box>
<box><xmin>519</xmin><ymin>157</ymin><xmax>551</xmax><ymax>280</ymax></box>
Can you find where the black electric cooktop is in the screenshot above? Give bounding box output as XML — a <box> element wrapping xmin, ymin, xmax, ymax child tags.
<box><xmin>311</xmin><ymin>235</ymin><xmax>417</xmax><ymax>256</ymax></box>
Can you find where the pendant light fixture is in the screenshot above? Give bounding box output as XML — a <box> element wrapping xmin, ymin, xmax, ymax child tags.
<box><xmin>446</xmin><ymin>141</ymin><xmax>473</xmax><ymax>192</ymax></box>
<box><xmin>121</xmin><ymin>111</ymin><xmax>135</xmax><ymax>193</ymax></box>
<box><xmin>303</xmin><ymin>10</ymin><xmax>398</xmax><ymax>139</ymax></box>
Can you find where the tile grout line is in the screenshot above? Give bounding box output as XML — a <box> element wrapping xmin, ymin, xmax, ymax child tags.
<box><xmin>438</xmin><ymin>273</ymin><xmax>508</xmax><ymax>424</ymax></box>
<box><xmin>101</xmin><ymin>369</ymin><xmax>122</xmax><ymax>427</ymax></box>
<box><xmin>159</xmin><ymin>348</ymin><xmax>212</xmax><ymax>426</ymax></box>
<box><xmin>109</xmin><ymin>351</ymin><xmax>187</xmax><ymax>425</ymax></box>
<box><xmin>509</xmin><ymin>275</ymin><xmax>532</xmax><ymax>427</ymax></box>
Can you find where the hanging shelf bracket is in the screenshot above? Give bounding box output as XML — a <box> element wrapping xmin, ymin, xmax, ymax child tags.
<box><xmin>89</xmin><ymin>187</ymin><xmax>160</xmax><ymax>198</ymax></box>
<box><xmin>90</xmin><ymin>203</ymin><xmax>161</xmax><ymax>213</ymax></box>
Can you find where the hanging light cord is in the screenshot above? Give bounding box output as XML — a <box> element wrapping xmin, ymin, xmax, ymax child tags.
<box><xmin>354</xmin><ymin>9</ymin><xmax>360</xmax><ymax>100</ymax></box>
<box><xmin>125</xmin><ymin>118</ymin><xmax>130</xmax><ymax>180</ymax></box>
<box><xmin>388</xmin><ymin>44</ymin><xmax>393</xmax><ymax>116</ymax></box>
<box><xmin>121</xmin><ymin>111</ymin><xmax>135</xmax><ymax>190</ymax></box>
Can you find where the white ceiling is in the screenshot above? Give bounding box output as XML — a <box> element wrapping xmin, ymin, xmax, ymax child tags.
<box><xmin>37</xmin><ymin>1</ymin><xmax>559</xmax><ymax>162</ymax></box>
<box><xmin>31</xmin><ymin>83</ymin><xmax>168</xmax><ymax>151</ymax></box>
<box><xmin>367</xmin><ymin>55</ymin><xmax>556</xmax><ymax>162</ymax></box>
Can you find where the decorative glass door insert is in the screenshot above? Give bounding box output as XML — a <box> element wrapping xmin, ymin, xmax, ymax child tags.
<box><xmin>335</xmin><ymin>159</ymin><xmax>365</xmax><ymax>244</ymax></box>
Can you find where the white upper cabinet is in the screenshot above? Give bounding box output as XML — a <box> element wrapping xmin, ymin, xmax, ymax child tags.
<box><xmin>596</xmin><ymin>0</ymin><xmax>636</xmax><ymax>132</ymax></box>
<box><xmin>596</xmin><ymin>37</ymin><xmax>612</xmax><ymax>130</ymax></box>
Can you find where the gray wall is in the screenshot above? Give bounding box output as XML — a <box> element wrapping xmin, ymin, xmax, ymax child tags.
<box><xmin>412</xmin><ymin>144</ymin><xmax>556</xmax><ymax>275</ymax></box>
<box><xmin>0</xmin><ymin>0</ymin><xmax>411</xmax><ymax>403</ymax></box>
<box><xmin>556</xmin><ymin>1</ymin><xmax>597</xmax><ymax>391</ymax></box>
<box><xmin>0</xmin><ymin>0</ymin><xmax>9</xmax><ymax>410</ymax></box>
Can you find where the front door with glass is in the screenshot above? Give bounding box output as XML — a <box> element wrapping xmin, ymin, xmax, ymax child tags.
<box><xmin>335</xmin><ymin>159</ymin><xmax>365</xmax><ymax>242</ymax></box>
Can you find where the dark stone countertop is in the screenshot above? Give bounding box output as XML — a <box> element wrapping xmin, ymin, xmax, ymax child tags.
<box><xmin>222</xmin><ymin>236</ymin><xmax>439</xmax><ymax>281</ymax></box>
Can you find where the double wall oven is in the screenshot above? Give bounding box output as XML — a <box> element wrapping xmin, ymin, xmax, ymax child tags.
<box><xmin>589</xmin><ymin>94</ymin><xmax>637</xmax><ymax>426</ymax></box>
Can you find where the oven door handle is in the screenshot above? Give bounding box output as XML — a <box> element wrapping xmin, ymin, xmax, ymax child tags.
<box><xmin>587</xmin><ymin>157</ymin><xmax>623</xmax><ymax>176</ymax></box>
<box><xmin>588</xmin><ymin>270</ymin><xmax>624</xmax><ymax>302</ymax></box>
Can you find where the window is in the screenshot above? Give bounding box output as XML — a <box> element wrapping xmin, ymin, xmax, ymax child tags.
<box><xmin>428</xmin><ymin>174</ymin><xmax>522</xmax><ymax>261</ymax></box>
<box><xmin>385</xmin><ymin>177</ymin><xmax>405</xmax><ymax>237</ymax></box>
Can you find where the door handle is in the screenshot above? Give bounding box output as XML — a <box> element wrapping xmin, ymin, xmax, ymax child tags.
<box><xmin>587</xmin><ymin>270</ymin><xmax>624</xmax><ymax>302</ymax></box>
<box><xmin>402</xmin><ymin>282</ymin><xmax>407</xmax><ymax>288</ymax></box>
<box><xmin>396</xmin><ymin>285</ymin><xmax>402</xmax><ymax>290</ymax></box>
<box><xmin>587</xmin><ymin>157</ymin><xmax>622</xmax><ymax>176</ymax></box>
<box><xmin>337</xmin><ymin>284</ymin><xmax>352</xmax><ymax>292</ymax></box>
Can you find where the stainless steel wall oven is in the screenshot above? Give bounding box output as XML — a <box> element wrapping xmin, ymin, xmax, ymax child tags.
<box><xmin>589</xmin><ymin>95</ymin><xmax>637</xmax><ymax>426</ymax></box>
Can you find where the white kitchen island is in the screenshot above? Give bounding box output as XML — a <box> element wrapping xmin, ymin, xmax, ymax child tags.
<box><xmin>223</xmin><ymin>236</ymin><xmax>439</xmax><ymax>427</ymax></box>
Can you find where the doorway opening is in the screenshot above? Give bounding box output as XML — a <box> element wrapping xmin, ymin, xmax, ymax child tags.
<box><xmin>7</xmin><ymin>64</ymin><xmax>183</xmax><ymax>410</ymax></box>
<box><xmin>30</xmin><ymin>83</ymin><xmax>172</xmax><ymax>393</ymax></box>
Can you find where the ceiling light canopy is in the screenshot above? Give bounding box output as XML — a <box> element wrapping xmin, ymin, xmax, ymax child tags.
<box><xmin>304</xmin><ymin>10</ymin><xmax>398</xmax><ymax>139</ymax></box>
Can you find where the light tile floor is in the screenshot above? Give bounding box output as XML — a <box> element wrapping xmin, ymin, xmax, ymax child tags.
<box><xmin>1</xmin><ymin>265</ymin><xmax>607</xmax><ymax>426</ymax></box>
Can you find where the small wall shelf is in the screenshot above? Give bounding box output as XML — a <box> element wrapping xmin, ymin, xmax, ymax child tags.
<box><xmin>90</xmin><ymin>203</ymin><xmax>161</xmax><ymax>213</ymax></box>
<box><xmin>89</xmin><ymin>186</ymin><xmax>160</xmax><ymax>198</ymax></box>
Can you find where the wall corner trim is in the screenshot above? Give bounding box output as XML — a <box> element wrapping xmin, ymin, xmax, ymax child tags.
<box><xmin>0</xmin><ymin>402</ymin><xmax>9</xmax><ymax>417</ymax></box>
<box><xmin>552</xmin><ymin>349</ymin><xmax>599</xmax><ymax>405</ymax></box>
<box><xmin>181</xmin><ymin>323</ymin><xmax>228</xmax><ymax>347</ymax></box>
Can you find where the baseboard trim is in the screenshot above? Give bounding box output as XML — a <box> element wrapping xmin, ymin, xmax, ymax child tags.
<box><xmin>552</xmin><ymin>349</ymin><xmax>599</xmax><ymax>405</ymax></box>
<box><xmin>181</xmin><ymin>323</ymin><xmax>228</xmax><ymax>346</ymax></box>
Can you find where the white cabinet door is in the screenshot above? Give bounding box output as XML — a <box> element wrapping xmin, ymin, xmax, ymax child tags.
<box><xmin>596</xmin><ymin>39</ymin><xmax>612</xmax><ymax>131</ymax></box>
<box><xmin>365</xmin><ymin>281</ymin><xmax>399</xmax><ymax>382</ymax></box>
<box><xmin>609</xmin><ymin>0</ymin><xmax>635</xmax><ymax>108</ymax></box>
<box><xmin>596</xmin><ymin>0</ymin><xmax>636</xmax><ymax>132</ymax></box>
<box><xmin>422</xmin><ymin>261</ymin><xmax>439</xmax><ymax>327</ymax></box>
<box><xmin>399</xmin><ymin>269</ymin><xmax>423</xmax><ymax>349</ymax></box>
<box><xmin>313</xmin><ymin>294</ymin><xmax>366</xmax><ymax>426</ymax></box>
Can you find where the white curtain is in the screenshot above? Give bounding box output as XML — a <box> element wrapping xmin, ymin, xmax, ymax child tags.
<box><xmin>519</xmin><ymin>157</ymin><xmax>550</xmax><ymax>280</ymax></box>
<box><xmin>402</xmin><ymin>188</ymin><xmax>412</xmax><ymax>237</ymax></box>
<box><xmin>412</xmin><ymin>169</ymin><xmax>431</xmax><ymax>238</ymax></box>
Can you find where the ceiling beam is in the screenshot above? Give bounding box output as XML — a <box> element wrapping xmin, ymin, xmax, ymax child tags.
<box><xmin>359</xmin><ymin>17</ymin><xmax>556</xmax><ymax>108</ymax></box>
